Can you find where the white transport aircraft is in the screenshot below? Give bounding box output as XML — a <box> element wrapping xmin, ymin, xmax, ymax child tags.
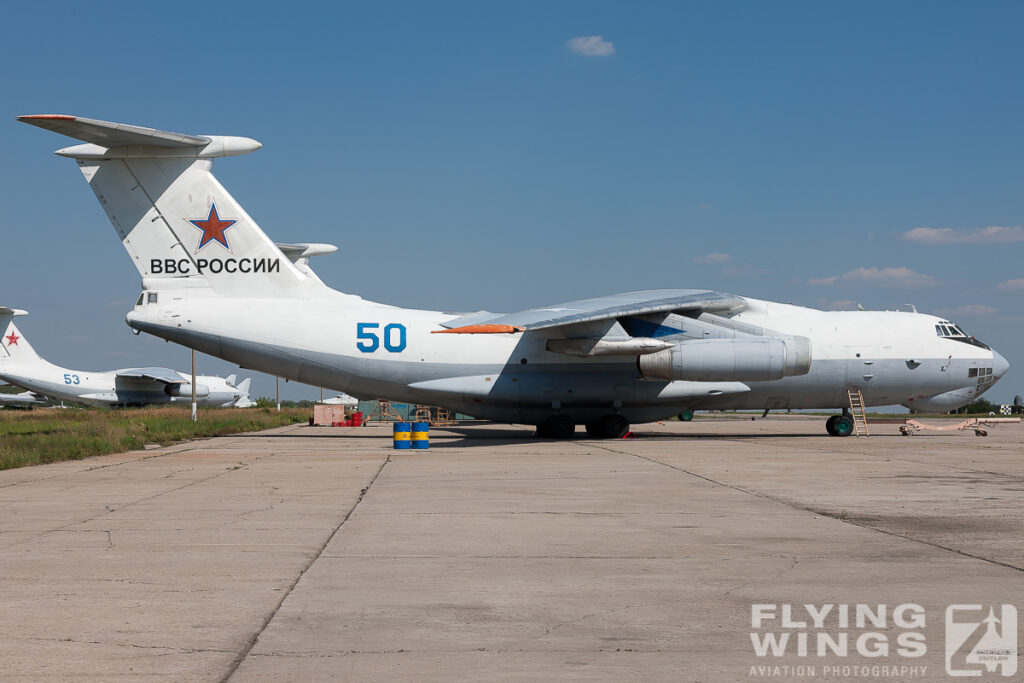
<box><xmin>19</xmin><ymin>115</ymin><xmax>1009</xmax><ymax>437</ymax></box>
<box><xmin>320</xmin><ymin>393</ymin><xmax>359</xmax><ymax>407</ymax></box>
<box><xmin>0</xmin><ymin>309</ymin><xmax>249</xmax><ymax>408</ymax></box>
<box><xmin>0</xmin><ymin>387</ymin><xmax>48</xmax><ymax>407</ymax></box>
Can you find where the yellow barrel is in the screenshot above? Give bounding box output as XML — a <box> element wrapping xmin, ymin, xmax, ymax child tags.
<box><xmin>411</xmin><ymin>421</ymin><xmax>429</xmax><ymax>449</ymax></box>
<box><xmin>393</xmin><ymin>422</ymin><xmax>411</xmax><ymax>449</ymax></box>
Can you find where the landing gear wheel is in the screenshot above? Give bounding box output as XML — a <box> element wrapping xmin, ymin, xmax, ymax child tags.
<box><xmin>537</xmin><ymin>415</ymin><xmax>576</xmax><ymax>439</ymax></box>
<box><xmin>833</xmin><ymin>415</ymin><xmax>854</xmax><ymax>437</ymax></box>
<box><xmin>678</xmin><ymin>409</ymin><xmax>694</xmax><ymax>422</ymax></box>
<box><xmin>585</xmin><ymin>414</ymin><xmax>629</xmax><ymax>439</ymax></box>
<box><xmin>825</xmin><ymin>415</ymin><xmax>839</xmax><ymax>436</ymax></box>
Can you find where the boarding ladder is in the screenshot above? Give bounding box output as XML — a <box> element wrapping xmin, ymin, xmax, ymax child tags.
<box><xmin>847</xmin><ymin>388</ymin><xmax>870</xmax><ymax>436</ymax></box>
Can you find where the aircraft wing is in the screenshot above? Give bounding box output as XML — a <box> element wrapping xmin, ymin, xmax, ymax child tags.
<box><xmin>116</xmin><ymin>367</ymin><xmax>186</xmax><ymax>385</ymax></box>
<box><xmin>16</xmin><ymin>115</ymin><xmax>210</xmax><ymax>148</ymax></box>
<box><xmin>440</xmin><ymin>289</ymin><xmax>746</xmax><ymax>332</ymax></box>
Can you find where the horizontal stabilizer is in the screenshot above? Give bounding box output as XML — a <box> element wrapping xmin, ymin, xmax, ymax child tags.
<box><xmin>18</xmin><ymin>114</ymin><xmax>210</xmax><ymax>148</ymax></box>
<box><xmin>0</xmin><ymin>307</ymin><xmax>28</xmax><ymax>318</ymax></box>
<box><xmin>19</xmin><ymin>114</ymin><xmax>261</xmax><ymax>160</ymax></box>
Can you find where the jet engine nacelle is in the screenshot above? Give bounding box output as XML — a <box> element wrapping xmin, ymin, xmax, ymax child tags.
<box><xmin>164</xmin><ymin>383</ymin><xmax>210</xmax><ymax>398</ymax></box>
<box><xmin>637</xmin><ymin>337</ymin><xmax>812</xmax><ymax>382</ymax></box>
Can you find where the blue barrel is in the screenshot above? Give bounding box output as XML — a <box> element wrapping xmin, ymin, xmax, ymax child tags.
<box><xmin>411</xmin><ymin>421</ymin><xmax>429</xmax><ymax>449</ymax></box>
<box><xmin>393</xmin><ymin>422</ymin><xmax>411</xmax><ymax>449</ymax></box>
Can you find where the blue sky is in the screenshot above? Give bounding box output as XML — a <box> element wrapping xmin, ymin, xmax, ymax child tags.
<box><xmin>2</xmin><ymin>1</ymin><xmax>1021</xmax><ymax>403</ymax></box>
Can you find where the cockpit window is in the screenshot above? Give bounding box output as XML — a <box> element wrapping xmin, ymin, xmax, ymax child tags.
<box><xmin>136</xmin><ymin>293</ymin><xmax>145</xmax><ymax>306</ymax></box>
<box><xmin>936</xmin><ymin>321</ymin><xmax>967</xmax><ymax>338</ymax></box>
<box><xmin>147</xmin><ymin>292</ymin><xmax>158</xmax><ymax>304</ymax></box>
<box><xmin>935</xmin><ymin>320</ymin><xmax>991</xmax><ymax>350</ymax></box>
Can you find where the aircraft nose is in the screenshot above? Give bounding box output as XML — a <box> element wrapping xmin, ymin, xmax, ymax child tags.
<box><xmin>993</xmin><ymin>349</ymin><xmax>1010</xmax><ymax>378</ymax></box>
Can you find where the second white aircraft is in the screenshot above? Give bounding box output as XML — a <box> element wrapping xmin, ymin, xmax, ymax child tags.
<box><xmin>0</xmin><ymin>308</ymin><xmax>252</xmax><ymax>408</ymax></box>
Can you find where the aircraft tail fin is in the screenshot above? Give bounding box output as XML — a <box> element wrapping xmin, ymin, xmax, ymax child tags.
<box><xmin>0</xmin><ymin>312</ymin><xmax>44</xmax><ymax>365</ymax></box>
<box><xmin>225</xmin><ymin>373</ymin><xmax>237</xmax><ymax>388</ymax></box>
<box><xmin>233</xmin><ymin>378</ymin><xmax>254</xmax><ymax>407</ymax></box>
<box><xmin>19</xmin><ymin>114</ymin><xmax>321</xmax><ymax>298</ymax></box>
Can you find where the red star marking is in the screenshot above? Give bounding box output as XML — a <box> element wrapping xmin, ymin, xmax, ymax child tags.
<box><xmin>4</xmin><ymin>333</ymin><xmax>19</xmax><ymax>346</ymax></box>
<box><xmin>188</xmin><ymin>203</ymin><xmax>237</xmax><ymax>251</ymax></box>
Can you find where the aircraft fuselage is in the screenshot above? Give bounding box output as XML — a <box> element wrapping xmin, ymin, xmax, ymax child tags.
<box><xmin>127</xmin><ymin>289</ymin><xmax>1007</xmax><ymax>424</ymax></box>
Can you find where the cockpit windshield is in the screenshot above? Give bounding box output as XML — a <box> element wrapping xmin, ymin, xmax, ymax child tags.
<box><xmin>935</xmin><ymin>321</ymin><xmax>968</xmax><ymax>337</ymax></box>
<box><xmin>935</xmin><ymin>320</ymin><xmax>990</xmax><ymax>349</ymax></box>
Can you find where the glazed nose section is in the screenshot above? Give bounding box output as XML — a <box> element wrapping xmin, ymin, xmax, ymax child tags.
<box><xmin>992</xmin><ymin>349</ymin><xmax>1010</xmax><ymax>378</ymax></box>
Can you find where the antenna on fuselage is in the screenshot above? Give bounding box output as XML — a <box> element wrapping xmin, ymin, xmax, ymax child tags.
<box><xmin>903</xmin><ymin>303</ymin><xmax>918</xmax><ymax>313</ymax></box>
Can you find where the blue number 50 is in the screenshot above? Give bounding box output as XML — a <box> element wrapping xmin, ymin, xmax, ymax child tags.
<box><xmin>357</xmin><ymin>322</ymin><xmax>407</xmax><ymax>353</ymax></box>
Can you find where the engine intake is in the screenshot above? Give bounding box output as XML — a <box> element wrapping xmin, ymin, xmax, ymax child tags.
<box><xmin>637</xmin><ymin>337</ymin><xmax>811</xmax><ymax>382</ymax></box>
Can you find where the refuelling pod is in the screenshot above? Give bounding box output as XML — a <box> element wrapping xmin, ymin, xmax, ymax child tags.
<box><xmin>638</xmin><ymin>337</ymin><xmax>811</xmax><ymax>382</ymax></box>
<box><xmin>164</xmin><ymin>383</ymin><xmax>210</xmax><ymax>398</ymax></box>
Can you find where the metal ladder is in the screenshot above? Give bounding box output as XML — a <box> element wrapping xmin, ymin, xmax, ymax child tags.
<box><xmin>847</xmin><ymin>388</ymin><xmax>870</xmax><ymax>436</ymax></box>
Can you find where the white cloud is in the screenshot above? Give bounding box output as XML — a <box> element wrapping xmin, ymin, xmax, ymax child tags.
<box><xmin>809</xmin><ymin>276</ymin><xmax>839</xmax><ymax>286</ymax></box>
<box><xmin>693</xmin><ymin>252</ymin><xmax>731</xmax><ymax>264</ymax></box>
<box><xmin>567</xmin><ymin>35</ymin><xmax>615</xmax><ymax>57</ymax></box>
<box><xmin>903</xmin><ymin>225</ymin><xmax>1024</xmax><ymax>244</ymax></box>
<box><xmin>997</xmin><ymin>278</ymin><xmax>1024</xmax><ymax>291</ymax></box>
<box><xmin>934</xmin><ymin>305</ymin><xmax>998</xmax><ymax>317</ymax></box>
<box><xmin>810</xmin><ymin>267</ymin><xmax>937</xmax><ymax>289</ymax></box>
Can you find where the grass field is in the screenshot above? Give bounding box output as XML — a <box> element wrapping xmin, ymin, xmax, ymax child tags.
<box><xmin>0</xmin><ymin>406</ymin><xmax>309</xmax><ymax>470</ymax></box>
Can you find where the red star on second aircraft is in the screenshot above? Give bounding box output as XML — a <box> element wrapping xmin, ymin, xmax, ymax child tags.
<box><xmin>188</xmin><ymin>203</ymin><xmax>237</xmax><ymax>252</ymax></box>
<box><xmin>4</xmin><ymin>333</ymin><xmax>19</xmax><ymax>346</ymax></box>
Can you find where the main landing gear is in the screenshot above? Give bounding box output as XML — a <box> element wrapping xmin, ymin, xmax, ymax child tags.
<box><xmin>536</xmin><ymin>414</ymin><xmax>631</xmax><ymax>439</ymax></box>
<box><xmin>536</xmin><ymin>415</ymin><xmax>575</xmax><ymax>439</ymax></box>
<box><xmin>585</xmin><ymin>414</ymin><xmax>629</xmax><ymax>439</ymax></box>
<box><xmin>825</xmin><ymin>414</ymin><xmax>854</xmax><ymax>437</ymax></box>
